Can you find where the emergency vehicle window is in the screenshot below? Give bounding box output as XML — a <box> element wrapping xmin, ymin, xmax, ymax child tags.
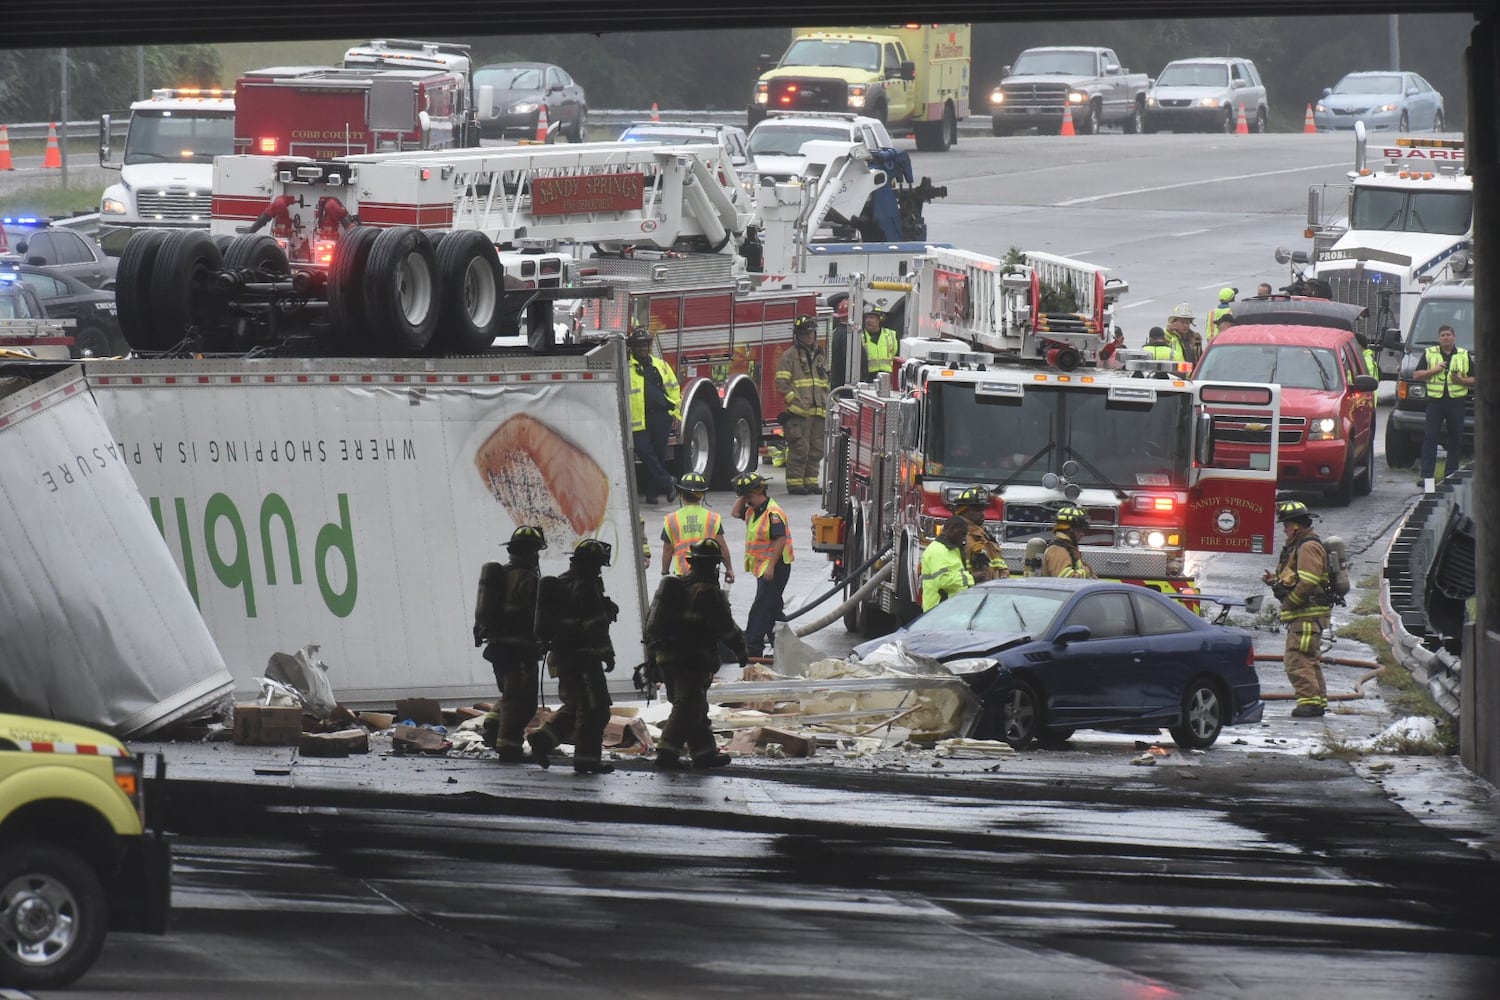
<box><xmin>123</xmin><ymin>110</ymin><xmax>235</xmax><ymax>165</ymax></box>
<box><xmin>883</xmin><ymin>44</ymin><xmax>901</xmax><ymax>75</ymax></box>
<box><xmin>18</xmin><ymin>272</ymin><xmax>66</xmax><ymax>298</ymax></box>
<box><xmin>1131</xmin><ymin>593</ymin><xmax>1193</xmax><ymax>635</ymax></box>
<box><xmin>781</xmin><ymin>39</ymin><xmax>882</xmax><ymax>73</ymax></box>
<box><xmin>1064</xmin><ymin>391</ymin><xmax>1192</xmax><ymax>488</ymax></box>
<box><xmin>1232</xmin><ymin>64</ymin><xmax>1248</xmax><ymax>85</ymax></box>
<box><xmin>1062</xmin><ymin>593</ymin><xmax>1137</xmax><ymax>640</ymax></box>
<box><xmin>925</xmin><ymin>382</ymin><xmax>1055</xmax><ymax>483</ymax></box>
<box><xmin>1407</xmin><ymin>191</ymin><xmax>1472</xmax><ymax>236</ymax></box>
<box><xmin>1408</xmin><ymin>298</ymin><xmax>1474</xmax><ymax>350</ymax></box>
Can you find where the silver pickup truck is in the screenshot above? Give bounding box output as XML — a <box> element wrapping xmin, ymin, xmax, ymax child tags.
<box><xmin>988</xmin><ymin>46</ymin><xmax>1150</xmax><ymax>136</ymax></box>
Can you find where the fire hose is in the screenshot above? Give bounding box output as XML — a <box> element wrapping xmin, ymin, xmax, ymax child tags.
<box><xmin>1252</xmin><ymin>653</ymin><xmax>1384</xmax><ymax>700</ymax></box>
<box><xmin>782</xmin><ymin>545</ymin><xmax>895</xmax><ymax>623</ymax></box>
<box><xmin>792</xmin><ymin>560</ymin><xmax>896</xmax><ymax>638</ymax></box>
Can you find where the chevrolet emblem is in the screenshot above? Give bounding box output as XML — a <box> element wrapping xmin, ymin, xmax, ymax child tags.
<box><xmin>1245</xmin><ymin>422</ymin><xmax>1268</xmax><ymax>432</ymax></box>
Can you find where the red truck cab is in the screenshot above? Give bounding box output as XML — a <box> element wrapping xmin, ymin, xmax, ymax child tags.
<box><xmin>1195</xmin><ymin>323</ymin><xmax>1378</xmax><ymax>505</ymax></box>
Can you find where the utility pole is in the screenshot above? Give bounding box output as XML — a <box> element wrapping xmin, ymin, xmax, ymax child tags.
<box><xmin>1389</xmin><ymin>14</ymin><xmax>1401</xmax><ymax>70</ymax></box>
<box><xmin>138</xmin><ymin>46</ymin><xmax>147</xmax><ymax>100</ymax></box>
<box><xmin>60</xmin><ymin>47</ymin><xmax>70</xmax><ymax>188</ymax></box>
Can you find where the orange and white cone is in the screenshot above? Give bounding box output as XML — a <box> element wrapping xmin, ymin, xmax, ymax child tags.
<box><xmin>1059</xmin><ymin>110</ymin><xmax>1075</xmax><ymax>137</ymax></box>
<box><xmin>651</xmin><ymin>101</ymin><xmax>661</xmax><ymax>122</ymax></box>
<box><xmin>535</xmin><ymin>104</ymin><xmax>550</xmax><ymax>143</ymax></box>
<box><xmin>0</xmin><ymin>126</ymin><xmax>14</xmax><ymax>171</ymax></box>
<box><xmin>42</xmin><ymin>122</ymin><xmax>62</xmax><ymax>169</ymax></box>
<box><xmin>1235</xmin><ymin>104</ymin><xmax>1250</xmax><ymax>135</ymax></box>
<box><xmin>1303</xmin><ymin>103</ymin><xmax>1318</xmax><ymax>134</ymax></box>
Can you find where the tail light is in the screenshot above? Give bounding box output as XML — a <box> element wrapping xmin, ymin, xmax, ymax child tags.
<box><xmin>257</xmin><ymin>137</ymin><xmax>278</xmax><ymax>154</ymax></box>
<box><xmin>311</xmin><ymin>237</ymin><xmax>337</xmax><ymax>266</ymax></box>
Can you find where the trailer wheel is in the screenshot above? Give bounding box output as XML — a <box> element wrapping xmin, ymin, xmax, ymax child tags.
<box><xmin>0</xmin><ymin>842</ymin><xmax>108</xmax><ymax>990</ymax></box>
<box><xmin>211</xmin><ymin>234</ymin><xmax>236</xmax><ymax>254</ymax></box>
<box><xmin>148</xmin><ymin>230</ymin><xmax>226</xmax><ymax>352</ymax></box>
<box><xmin>224</xmin><ymin>234</ymin><xmax>290</xmax><ymax>276</ymax></box>
<box><xmin>364</xmin><ymin>227</ymin><xmax>440</xmax><ymax>355</ymax></box>
<box><xmin>327</xmin><ymin>226</ymin><xmax>380</xmax><ymax>354</ymax></box>
<box><xmin>678</xmin><ymin>402</ymin><xmax>716</xmax><ymax>478</ymax></box>
<box><xmin>713</xmin><ymin>396</ymin><xmax>759</xmax><ymax>488</ymax></box>
<box><xmin>433</xmin><ymin>230</ymin><xmax>503</xmax><ymax>353</ymax></box>
<box><xmin>115</xmin><ymin>229</ymin><xmax>171</xmax><ymax>352</ymax></box>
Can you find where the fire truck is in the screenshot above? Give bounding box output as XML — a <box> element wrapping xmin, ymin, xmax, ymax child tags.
<box><xmin>1282</xmin><ymin>125</ymin><xmax>1473</xmax><ymax>378</ymax></box>
<box><xmin>233</xmin><ymin>65</ymin><xmax>471</xmax><ymax>158</ymax></box>
<box><xmin>815</xmin><ymin>257</ymin><xmax>1283</xmax><ymax>634</ymax></box>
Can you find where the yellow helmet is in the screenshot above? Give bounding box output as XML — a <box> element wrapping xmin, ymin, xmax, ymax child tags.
<box><xmin>572</xmin><ymin>538</ymin><xmax>613</xmax><ymax>565</ymax></box>
<box><xmin>1276</xmin><ymin>500</ymin><xmax>1313</xmax><ymax>525</ymax></box>
<box><xmin>953</xmin><ymin>485</ymin><xmax>991</xmax><ymax>510</ymax></box>
<box><xmin>507</xmin><ymin>525</ymin><xmax>547</xmax><ymax>550</ymax></box>
<box><xmin>1055</xmin><ymin>504</ymin><xmax>1090</xmax><ymax>530</ymax></box>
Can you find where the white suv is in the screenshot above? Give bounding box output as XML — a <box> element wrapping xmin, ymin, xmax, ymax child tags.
<box><xmin>747</xmin><ymin>112</ymin><xmax>895</xmax><ymax>183</ymax></box>
<box><xmin>618</xmin><ymin>120</ymin><xmax>754</xmax><ymax>185</ymax></box>
<box><xmin>1145</xmin><ymin>57</ymin><xmax>1269</xmax><ymax>134</ymax></box>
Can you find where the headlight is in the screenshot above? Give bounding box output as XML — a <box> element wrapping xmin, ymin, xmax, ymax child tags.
<box><xmin>943</xmin><ymin>657</ymin><xmax>1001</xmax><ymax>677</ymax></box>
<box><xmin>101</xmin><ymin>197</ymin><xmax>127</xmax><ymax>215</ymax></box>
<box><xmin>989</xmin><ymin>90</ymin><xmax>1004</xmax><ymax>106</ymax></box>
<box><xmin>1377</xmin><ymin>103</ymin><xmax>1398</xmax><ymax>113</ymax></box>
<box><xmin>847</xmin><ymin>84</ymin><xmax>866</xmax><ymax>109</ymax></box>
<box><xmin>754</xmin><ymin>83</ymin><xmax>769</xmax><ymax>105</ymax></box>
<box><xmin>1199</xmin><ymin>97</ymin><xmax>1221</xmax><ymax>108</ymax></box>
<box><xmin>1409</xmin><ymin>383</ymin><xmax>1427</xmax><ymax>399</ymax></box>
<box><xmin>1146</xmin><ymin>530</ymin><xmax>1167</xmax><ymax>549</ymax></box>
<box><xmin>1124</xmin><ymin>529</ymin><xmax>1142</xmax><ymax>546</ymax></box>
<box><xmin>1308</xmin><ymin>416</ymin><xmax>1339</xmax><ymax>440</ymax></box>
<box><xmin>1067</xmin><ymin>91</ymin><xmax>1086</xmax><ymax>105</ymax></box>
<box><xmin>1145</xmin><ymin>94</ymin><xmax>1157</xmax><ymax>107</ymax></box>
<box><xmin>1315</xmin><ymin>103</ymin><xmax>1328</xmax><ymax>113</ymax></box>
<box><xmin>510</xmin><ymin>101</ymin><xmax>539</xmax><ymax>114</ymax></box>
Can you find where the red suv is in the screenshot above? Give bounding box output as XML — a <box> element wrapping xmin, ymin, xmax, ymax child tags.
<box><xmin>1195</xmin><ymin>321</ymin><xmax>1379</xmax><ymax>505</ymax></box>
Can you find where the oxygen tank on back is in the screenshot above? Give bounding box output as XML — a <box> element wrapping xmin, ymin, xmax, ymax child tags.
<box><xmin>1323</xmin><ymin>535</ymin><xmax>1351</xmax><ymax>603</ymax></box>
<box><xmin>1023</xmin><ymin>536</ymin><xmax>1048</xmax><ymax>577</ymax></box>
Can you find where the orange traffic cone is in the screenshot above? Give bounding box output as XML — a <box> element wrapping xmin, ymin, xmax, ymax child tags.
<box><xmin>0</xmin><ymin>126</ymin><xmax>14</xmax><ymax>171</ymax></box>
<box><xmin>534</xmin><ymin>104</ymin><xmax>550</xmax><ymax>143</ymax></box>
<box><xmin>651</xmin><ymin>101</ymin><xmax>661</xmax><ymax>122</ymax></box>
<box><xmin>1235</xmin><ymin>104</ymin><xmax>1250</xmax><ymax>135</ymax></box>
<box><xmin>42</xmin><ymin>123</ymin><xmax>62</xmax><ymax>169</ymax></box>
<box><xmin>1059</xmin><ymin>110</ymin><xmax>1075</xmax><ymax>137</ymax></box>
<box><xmin>1303</xmin><ymin>103</ymin><xmax>1318</xmax><ymax>134</ymax></box>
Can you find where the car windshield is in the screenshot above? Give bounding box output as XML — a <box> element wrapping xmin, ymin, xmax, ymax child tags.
<box><xmin>780</xmin><ymin>39</ymin><xmax>882</xmax><ymax>72</ymax></box>
<box><xmin>1334</xmin><ymin>74</ymin><xmax>1403</xmax><ymax>95</ymax></box>
<box><xmin>475</xmin><ymin>66</ymin><xmax>544</xmax><ymax>91</ymax></box>
<box><xmin>1349</xmin><ymin>187</ymin><xmax>1471</xmax><ymax>236</ymax></box>
<box><xmin>1156</xmin><ymin>63</ymin><xmax>1229</xmax><ymax>88</ymax></box>
<box><xmin>1011</xmin><ymin>51</ymin><xmax>1099</xmax><ymax>76</ymax></box>
<box><xmin>1197</xmin><ymin>343</ymin><xmax>1343</xmax><ymax>391</ymax></box>
<box><xmin>1408</xmin><ymin>297</ymin><xmax>1475</xmax><ymax>350</ymax></box>
<box><xmin>911</xmin><ymin>586</ymin><xmax>1069</xmax><ymax>635</ymax></box>
<box><xmin>749</xmin><ymin>124</ymin><xmax>851</xmax><ymax>156</ymax></box>
<box><xmin>924</xmin><ymin>382</ymin><xmax>1193</xmax><ymax>488</ymax></box>
<box><xmin>123</xmin><ymin>110</ymin><xmax>234</xmax><ymax>165</ymax></box>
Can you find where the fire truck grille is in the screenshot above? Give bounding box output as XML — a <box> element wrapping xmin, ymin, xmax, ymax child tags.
<box><xmin>1323</xmin><ymin>270</ymin><xmax>1401</xmax><ymax>341</ymax></box>
<box><xmin>1003</xmin><ymin>502</ymin><xmax>1118</xmax><ymax>529</ymax></box>
<box><xmin>770</xmin><ymin>78</ymin><xmax>850</xmax><ymax>111</ymax></box>
<box><xmin>999</xmin><ymin>541</ymin><xmax>1175</xmax><ymax>579</ymax></box>
<box><xmin>136</xmin><ymin>189</ymin><xmax>213</xmax><ymax>221</ymax></box>
<box><xmin>1213</xmin><ymin>414</ymin><xmax>1306</xmax><ymax>446</ymax></box>
<box><xmin>1001</xmin><ymin>83</ymin><xmax>1070</xmax><ymax>112</ymax></box>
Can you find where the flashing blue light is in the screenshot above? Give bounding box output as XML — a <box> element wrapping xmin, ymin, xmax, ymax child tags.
<box><xmin>0</xmin><ymin>271</ymin><xmax>20</xmax><ymax>284</ymax></box>
<box><xmin>1369</xmin><ymin>272</ymin><xmax>1385</xmax><ymax>283</ymax></box>
<box><xmin>1</xmin><ymin>216</ymin><xmax>43</xmax><ymax>227</ymax></box>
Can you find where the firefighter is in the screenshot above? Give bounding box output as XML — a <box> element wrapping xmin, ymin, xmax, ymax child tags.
<box><xmin>775</xmin><ymin>315</ymin><xmax>830</xmax><ymax>495</ymax></box>
<box><xmin>731</xmin><ymin>472</ymin><xmax>794</xmax><ymax>659</ymax></box>
<box><xmin>1206</xmin><ymin>286</ymin><xmax>1237</xmax><ymax>342</ymax></box>
<box><xmin>1262</xmin><ymin>500</ymin><xmax>1333</xmax><ymax>718</ymax></box>
<box><xmin>860</xmin><ymin>306</ymin><xmax>899</xmax><ymax>382</ymax></box>
<box><xmin>628</xmin><ymin>327</ymin><xmax>681</xmax><ymax>505</ymax></box>
<box><xmin>1164</xmin><ymin>304</ymin><xmax>1200</xmax><ymax>364</ymax></box>
<box><xmin>1143</xmin><ymin>326</ymin><xmax>1175</xmax><ymax>361</ymax></box>
<box><xmin>660</xmin><ymin>472</ymin><xmax>735</xmax><ymax>582</ymax></box>
<box><xmin>530</xmin><ymin>538</ymin><xmax>619</xmax><ymax>774</ymax></box>
<box><xmin>473</xmin><ymin>526</ymin><xmax>550</xmax><ymax>765</ymax></box>
<box><xmin>952</xmin><ymin>486</ymin><xmax>1008</xmax><ymax>583</ymax></box>
<box><xmin>646</xmin><ymin>539</ymin><xmax>748</xmax><ymax>771</ymax></box>
<box><xmin>1041</xmin><ymin>505</ymin><xmax>1098</xmax><ymax>579</ymax></box>
<box><xmin>920</xmin><ymin>516</ymin><xmax>975</xmax><ymax>612</ymax></box>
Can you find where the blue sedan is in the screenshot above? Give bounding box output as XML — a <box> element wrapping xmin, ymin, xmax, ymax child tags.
<box><xmin>854</xmin><ymin>578</ymin><xmax>1263</xmax><ymax>750</ymax></box>
<box><xmin>1314</xmin><ymin>71</ymin><xmax>1446</xmax><ymax>133</ymax></box>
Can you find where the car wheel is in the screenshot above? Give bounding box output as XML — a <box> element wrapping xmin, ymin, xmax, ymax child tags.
<box><xmin>842</xmin><ymin>511</ymin><xmax>867</xmax><ymax>635</ymax></box>
<box><xmin>894</xmin><ymin>537</ymin><xmax>921</xmax><ymax>626</ymax></box>
<box><xmin>1399</xmin><ymin>111</ymin><xmax>1410</xmax><ymax>133</ymax></box>
<box><xmin>70</xmin><ymin>322</ymin><xmax>114</xmax><ymax>359</ymax></box>
<box><xmin>431</xmin><ymin>229</ymin><xmax>502</xmax><ymax>353</ymax></box>
<box><xmin>945</xmin><ymin>104</ymin><xmax>958</xmax><ymax>147</ymax></box>
<box><xmin>1433</xmin><ymin>110</ymin><xmax>1445</xmax><ymax>132</ymax></box>
<box><xmin>148</xmin><ymin>229</ymin><xmax>227</xmax><ymax>351</ymax></box>
<box><xmin>1081</xmin><ymin>102</ymin><xmax>1101</xmax><ymax>135</ymax></box>
<box><xmin>1355</xmin><ymin>435</ymin><xmax>1375</xmax><ymax>497</ymax></box>
<box><xmin>569</xmin><ymin>106</ymin><xmax>588</xmax><ymax>142</ymax></box>
<box><xmin>363</xmin><ymin>226</ymin><xmax>440</xmax><ymax>355</ymax></box>
<box><xmin>1385</xmin><ymin>419</ymin><xmax>1419</xmax><ymax>469</ymax></box>
<box><xmin>983</xmin><ymin>679</ymin><xmax>1043</xmax><ymax>750</ymax></box>
<box><xmin>1222</xmin><ymin>108</ymin><xmax>1236</xmax><ymax>133</ymax></box>
<box><xmin>990</xmin><ymin>118</ymin><xmax>1010</xmax><ymax>137</ymax></box>
<box><xmin>870</xmin><ymin>96</ymin><xmax>889</xmax><ymax>127</ymax></box>
<box><xmin>0</xmin><ymin>843</ymin><xmax>109</xmax><ymax>990</ymax></box>
<box><xmin>1327</xmin><ymin>441</ymin><xmax>1356</xmax><ymax>506</ymax></box>
<box><xmin>1253</xmin><ymin>107</ymin><xmax>1268</xmax><ymax>133</ymax></box>
<box><xmin>1168</xmin><ymin>677</ymin><xmax>1227</xmax><ymax>750</ymax></box>
<box><xmin>1124</xmin><ymin>99</ymin><xmax>1143</xmax><ymax>135</ymax></box>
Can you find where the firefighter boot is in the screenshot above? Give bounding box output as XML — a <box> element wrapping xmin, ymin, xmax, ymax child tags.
<box><xmin>1290</xmin><ymin>703</ymin><xmax>1327</xmax><ymax>719</ymax></box>
<box><xmin>480</xmin><ymin>712</ymin><xmax>500</xmax><ymax>750</ymax></box>
<box><xmin>692</xmin><ymin>750</ymin><xmax>733</xmax><ymax>769</ymax></box>
<box><xmin>527</xmin><ymin>730</ymin><xmax>555</xmax><ymax>769</ymax></box>
<box><xmin>494</xmin><ymin>744</ymin><xmax>529</xmax><ymax>764</ymax></box>
<box><xmin>573</xmin><ymin>759</ymin><xmax>616</xmax><ymax>775</ymax></box>
<box><xmin>655</xmin><ymin>746</ymin><xmax>687</xmax><ymax>771</ymax></box>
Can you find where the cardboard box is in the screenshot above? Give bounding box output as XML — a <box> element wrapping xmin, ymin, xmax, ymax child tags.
<box><xmin>727</xmin><ymin>726</ymin><xmax>815</xmax><ymax>758</ymax></box>
<box><xmin>232</xmin><ymin>705</ymin><xmax>304</xmax><ymax>746</ymax></box>
<box><xmin>298</xmin><ymin>729</ymin><xmax>371</xmax><ymax>757</ymax></box>
<box><xmin>395</xmin><ymin>698</ymin><xmax>444</xmax><ymax>725</ymax></box>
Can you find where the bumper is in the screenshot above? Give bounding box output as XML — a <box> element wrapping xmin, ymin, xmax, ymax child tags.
<box><xmin>1232</xmin><ymin>695</ymin><xmax>1265</xmax><ymax>727</ymax></box>
<box><xmin>1215</xmin><ymin>439</ymin><xmax>1349</xmax><ymax>487</ymax></box>
<box><xmin>992</xmin><ymin>107</ymin><xmax>1071</xmax><ymax>130</ymax></box>
<box><xmin>105</xmin><ymin>835</ymin><xmax>172</xmax><ymax>935</ymax></box>
<box><xmin>1314</xmin><ymin>110</ymin><xmax>1403</xmax><ymax>131</ymax></box>
<box><xmin>1145</xmin><ymin>106</ymin><xmax>1229</xmax><ymax>131</ymax></box>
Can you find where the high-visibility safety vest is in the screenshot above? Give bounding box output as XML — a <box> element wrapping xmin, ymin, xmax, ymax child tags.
<box><xmin>1143</xmin><ymin>342</ymin><xmax>1174</xmax><ymax>361</ymax></box>
<box><xmin>1161</xmin><ymin>329</ymin><xmax>1188</xmax><ymax>363</ymax></box>
<box><xmin>920</xmin><ymin>539</ymin><xmax>973</xmax><ymax>611</ymax></box>
<box><xmin>1363</xmin><ymin>347</ymin><xmax>1377</xmax><ymax>378</ymax></box>
<box><xmin>629</xmin><ymin>355</ymin><xmax>682</xmax><ymax>431</ymax></box>
<box><xmin>663</xmin><ymin>504</ymin><xmax>722</xmax><ymax>575</ymax></box>
<box><xmin>1422</xmin><ymin>346</ymin><xmax>1472</xmax><ymax>399</ymax></box>
<box><xmin>1207</xmin><ymin>304</ymin><xmax>1233</xmax><ymax>341</ymax></box>
<box><xmin>862</xmin><ymin>326</ymin><xmax>899</xmax><ymax>374</ymax></box>
<box><xmin>743</xmin><ymin>498</ymin><xmax>794</xmax><ymax>577</ymax></box>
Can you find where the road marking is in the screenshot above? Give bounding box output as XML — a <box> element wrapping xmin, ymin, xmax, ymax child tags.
<box><xmin>1172</xmin><ymin>229</ymin><xmax>1211</xmax><ymax>237</ymax></box>
<box><xmin>1119</xmin><ymin>299</ymin><xmax>1156</xmax><ymax>310</ymax></box>
<box><xmin>1054</xmin><ymin>160</ymin><xmax>1350</xmax><ymax>206</ymax></box>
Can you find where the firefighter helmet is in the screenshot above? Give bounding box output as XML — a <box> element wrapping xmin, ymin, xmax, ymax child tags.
<box><xmin>1055</xmin><ymin>504</ymin><xmax>1090</xmax><ymax>531</ymax></box>
<box><xmin>834</xmin><ymin>298</ymin><xmax>851</xmax><ymax>320</ymax></box>
<box><xmin>572</xmin><ymin>538</ymin><xmax>613</xmax><ymax>565</ymax></box>
<box><xmin>793</xmin><ymin>315</ymin><xmax>817</xmax><ymax>334</ymax></box>
<box><xmin>733</xmin><ymin>472</ymin><xmax>769</xmax><ymax>496</ymax></box>
<box><xmin>507</xmin><ymin>525</ymin><xmax>547</xmax><ymax>550</ymax></box>
<box><xmin>676</xmin><ymin>472</ymin><xmax>709</xmax><ymax>496</ymax></box>
<box><xmin>1276</xmin><ymin>500</ymin><xmax>1314</xmax><ymax>525</ymax></box>
<box><xmin>1218</xmin><ymin>286</ymin><xmax>1238</xmax><ymax>303</ymax></box>
<box><xmin>626</xmin><ymin>326</ymin><xmax>652</xmax><ymax>345</ymax></box>
<box><xmin>1169</xmin><ymin>302</ymin><xmax>1196</xmax><ymax>320</ymax></box>
<box><xmin>687</xmin><ymin>538</ymin><xmax>722</xmax><ymax>564</ymax></box>
<box><xmin>953</xmin><ymin>485</ymin><xmax>991</xmax><ymax>511</ymax></box>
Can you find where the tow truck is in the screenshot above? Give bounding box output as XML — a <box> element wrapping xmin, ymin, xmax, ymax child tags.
<box><xmin>1282</xmin><ymin>125</ymin><xmax>1474</xmax><ymax>378</ymax></box>
<box><xmin>815</xmin><ymin>255</ymin><xmax>1282</xmax><ymax>634</ymax></box>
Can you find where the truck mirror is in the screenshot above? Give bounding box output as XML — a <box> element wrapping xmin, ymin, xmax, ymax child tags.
<box><xmin>1274</xmin><ymin>246</ymin><xmax>1292</xmax><ymax>265</ymax></box>
<box><xmin>1290</xmin><ymin>250</ymin><xmax>1310</xmax><ymax>265</ymax></box>
<box><xmin>1351</xmin><ymin>374</ymin><xmax>1379</xmax><ymax>393</ymax></box>
<box><xmin>1001</xmin><ymin>65</ymin><xmax>1012</xmax><ymax>78</ymax></box>
<box><xmin>756</xmin><ymin>54</ymin><xmax>773</xmax><ymax>75</ymax></box>
<box><xmin>1380</xmin><ymin>327</ymin><xmax>1403</xmax><ymax>350</ymax></box>
<box><xmin>901</xmin><ymin>61</ymin><xmax>916</xmax><ymax>81</ymax></box>
<box><xmin>1322</xmin><ymin>87</ymin><xmax>1333</xmax><ymax>96</ymax></box>
<box><xmin>896</xmin><ymin>397</ymin><xmax>919</xmax><ymax>450</ymax></box>
<box><xmin>1195</xmin><ymin>411</ymin><xmax>1215</xmax><ymax>466</ymax></box>
<box><xmin>98</xmin><ymin>113</ymin><xmax>115</xmax><ymax>169</ymax></box>
<box><xmin>1105</xmin><ymin>64</ymin><xmax>1120</xmax><ymax>75</ymax></box>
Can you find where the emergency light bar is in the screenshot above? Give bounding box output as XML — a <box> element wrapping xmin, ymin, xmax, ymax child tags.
<box><xmin>975</xmin><ymin>379</ymin><xmax>1024</xmax><ymax>399</ymax></box>
<box><xmin>924</xmin><ymin>348</ymin><xmax>994</xmax><ymax>368</ymax></box>
<box><xmin>1107</xmin><ymin>383</ymin><xmax>1157</xmax><ymax>403</ymax></box>
<box><xmin>151</xmin><ymin>87</ymin><xmax>233</xmax><ymax>100</ymax></box>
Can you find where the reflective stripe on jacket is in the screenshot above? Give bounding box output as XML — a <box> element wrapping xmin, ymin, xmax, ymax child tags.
<box><xmin>920</xmin><ymin>539</ymin><xmax>973</xmax><ymax>611</ymax></box>
<box><xmin>744</xmin><ymin>498</ymin><xmax>794</xmax><ymax>577</ymax></box>
<box><xmin>775</xmin><ymin>343</ymin><xmax>830</xmax><ymax>418</ymax></box>
<box><xmin>1042</xmin><ymin>534</ymin><xmax>1096</xmax><ymax>579</ymax></box>
<box><xmin>629</xmin><ymin>355</ymin><xmax>682</xmax><ymax>431</ymax></box>
<box><xmin>663</xmin><ymin>504</ymin><xmax>723</xmax><ymax>575</ymax></box>
<box><xmin>1422</xmin><ymin>346</ymin><xmax>1472</xmax><ymax>399</ymax></box>
<box><xmin>1275</xmin><ymin>531</ymin><xmax>1332</xmax><ymax>621</ymax></box>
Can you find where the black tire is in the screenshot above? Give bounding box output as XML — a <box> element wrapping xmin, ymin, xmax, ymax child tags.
<box><xmin>1385</xmin><ymin>419</ymin><xmax>1419</xmax><ymax>469</ymax></box>
<box><xmin>70</xmin><ymin>322</ymin><xmax>115</xmax><ymax>359</ymax></box>
<box><xmin>326</xmin><ymin>226</ymin><xmax>379</xmax><ymax>355</ymax></box>
<box><xmin>1143</xmin><ymin>114</ymin><xmax>1158</xmax><ymax>134</ymax></box>
<box><xmin>568</xmin><ymin>106</ymin><xmax>588</xmax><ymax>142</ymax></box>
<box><xmin>869</xmin><ymin>96</ymin><xmax>889</xmax><ymax>127</ymax></box>
<box><xmin>1080</xmin><ymin>102</ymin><xmax>1101</xmax><ymax>135</ymax></box>
<box><xmin>432</xmin><ymin>230</ymin><xmax>503</xmax><ymax>353</ymax></box>
<box><xmin>990</xmin><ymin>117</ymin><xmax>1010</xmax><ymax>137</ymax></box>
<box><xmin>1433</xmin><ymin>110</ymin><xmax>1445</xmax><ymax>132</ymax></box>
<box><xmin>945</xmin><ymin>104</ymin><xmax>958</xmax><ymax>148</ymax></box>
<box><xmin>713</xmin><ymin>395</ymin><xmax>759</xmax><ymax>488</ymax></box>
<box><xmin>1398</xmin><ymin>111</ymin><xmax>1409</xmax><ymax>133</ymax></box>
<box><xmin>1355</xmin><ymin>436</ymin><xmax>1375</xmax><ymax>497</ymax></box>
<box><xmin>1038</xmin><ymin>728</ymin><xmax>1076</xmax><ymax>748</ymax></box>
<box><xmin>1124</xmin><ymin>99</ymin><xmax>1144</xmax><ymax>134</ymax></box>
<box><xmin>211</xmin><ymin>234</ymin><xmax>236</xmax><ymax>254</ymax></box>
<box><xmin>364</xmin><ymin>227</ymin><xmax>440</xmax><ymax>355</ymax></box>
<box><xmin>842</xmin><ymin>513</ymin><xmax>867</xmax><ymax>635</ymax></box>
<box><xmin>1168</xmin><ymin>677</ymin><xmax>1227</xmax><ymax>749</ymax></box>
<box><xmin>224</xmin><ymin>233</ymin><xmax>290</xmax><ymax>276</ymax></box>
<box><xmin>678</xmin><ymin>402</ymin><xmax>716</xmax><ymax>479</ymax></box>
<box><xmin>148</xmin><ymin>229</ymin><xmax>226</xmax><ymax>351</ymax></box>
<box><xmin>747</xmin><ymin>108</ymin><xmax>766</xmax><ymax>131</ymax></box>
<box><xmin>115</xmin><ymin>228</ymin><xmax>171</xmax><ymax>352</ymax></box>
<box><xmin>894</xmin><ymin>537</ymin><xmax>921</xmax><ymax>626</ymax></box>
<box><xmin>0</xmin><ymin>843</ymin><xmax>109</xmax><ymax>989</ymax></box>
<box><xmin>977</xmin><ymin>678</ymin><xmax>1043</xmax><ymax>749</ymax></box>
<box><xmin>1253</xmin><ymin>107</ymin><xmax>1268</xmax><ymax>133</ymax></box>
<box><xmin>1327</xmin><ymin>441</ymin><xmax>1356</xmax><ymax>506</ymax></box>
<box><xmin>1222</xmin><ymin>108</ymin><xmax>1236</xmax><ymax>134</ymax></box>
